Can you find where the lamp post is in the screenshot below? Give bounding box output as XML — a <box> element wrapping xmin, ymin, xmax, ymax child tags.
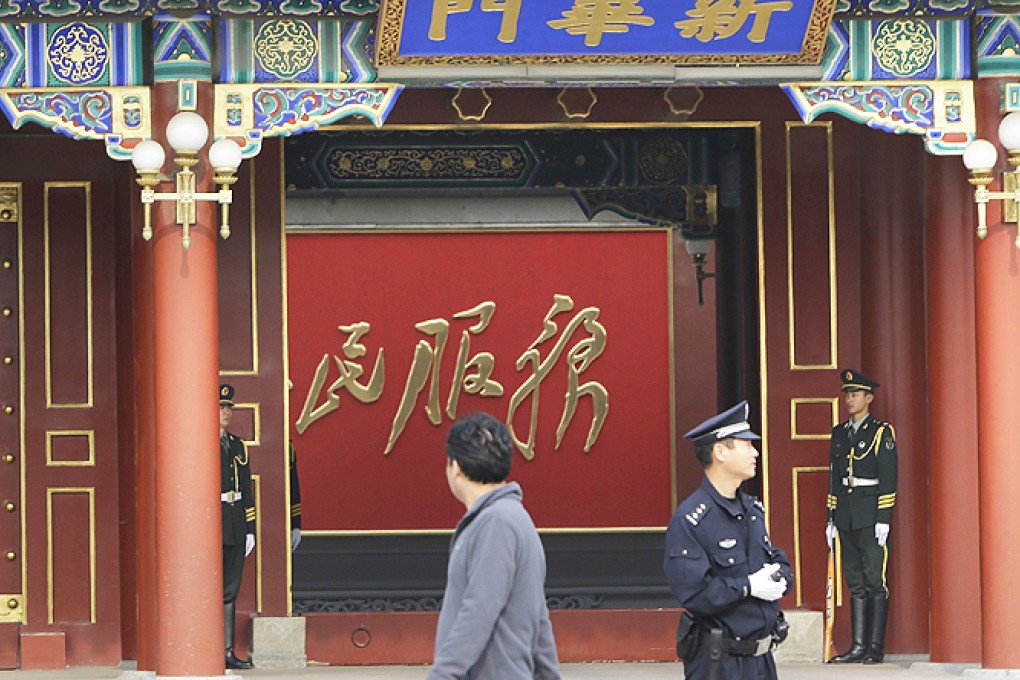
<box><xmin>131</xmin><ymin>111</ymin><xmax>243</xmax><ymax>249</ymax></box>
<box><xmin>685</xmin><ymin>238</ymin><xmax>715</xmax><ymax>306</ymax></box>
<box><xmin>962</xmin><ymin>111</ymin><xmax>1020</xmax><ymax>246</ymax></box>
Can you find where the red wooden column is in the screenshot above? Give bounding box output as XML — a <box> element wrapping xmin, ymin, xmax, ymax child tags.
<box><xmin>150</xmin><ymin>78</ymin><xmax>225</xmax><ymax>677</ymax></box>
<box><xmin>923</xmin><ymin>150</ymin><xmax>982</xmax><ymax>662</ymax></box>
<box><xmin>974</xmin><ymin>77</ymin><xmax>1020</xmax><ymax>670</ymax></box>
<box><xmin>132</xmin><ymin>197</ymin><xmax>158</xmax><ymax>670</ymax></box>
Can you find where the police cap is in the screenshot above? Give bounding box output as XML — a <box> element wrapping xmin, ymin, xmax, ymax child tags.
<box><xmin>683</xmin><ymin>400</ymin><xmax>761</xmax><ymax>448</ymax></box>
<box><xmin>219</xmin><ymin>384</ymin><xmax>235</xmax><ymax>407</ymax></box>
<box><xmin>840</xmin><ymin>368</ymin><xmax>879</xmax><ymax>393</ymax></box>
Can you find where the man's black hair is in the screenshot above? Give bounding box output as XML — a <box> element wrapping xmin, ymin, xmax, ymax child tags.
<box><xmin>694</xmin><ymin>438</ymin><xmax>736</xmax><ymax>469</ymax></box>
<box><xmin>446</xmin><ymin>412</ymin><xmax>513</xmax><ymax>483</ymax></box>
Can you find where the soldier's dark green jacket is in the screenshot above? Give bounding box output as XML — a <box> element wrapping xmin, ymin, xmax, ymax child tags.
<box><xmin>827</xmin><ymin>414</ymin><xmax>897</xmax><ymax>531</ymax></box>
<box><xmin>289</xmin><ymin>440</ymin><xmax>301</xmax><ymax>531</ymax></box>
<box><xmin>221</xmin><ymin>432</ymin><xmax>256</xmax><ymax>544</ymax></box>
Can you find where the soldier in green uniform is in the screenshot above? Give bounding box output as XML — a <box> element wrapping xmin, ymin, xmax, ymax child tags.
<box><xmin>826</xmin><ymin>369</ymin><xmax>897</xmax><ymax>665</ymax></box>
<box><xmin>219</xmin><ymin>384</ymin><xmax>256</xmax><ymax>670</ymax></box>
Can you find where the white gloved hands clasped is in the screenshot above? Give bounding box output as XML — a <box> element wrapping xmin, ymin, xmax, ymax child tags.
<box><xmin>825</xmin><ymin>522</ymin><xmax>837</xmax><ymax>551</ymax></box>
<box><xmin>875</xmin><ymin>523</ymin><xmax>890</xmax><ymax>547</ymax></box>
<box><xmin>291</xmin><ymin>528</ymin><xmax>302</xmax><ymax>552</ymax></box>
<box><xmin>245</xmin><ymin>533</ymin><xmax>255</xmax><ymax>558</ymax></box>
<box><xmin>748</xmin><ymin>563</ymin><xmax>786</xmax><ymax>601</ymax></box>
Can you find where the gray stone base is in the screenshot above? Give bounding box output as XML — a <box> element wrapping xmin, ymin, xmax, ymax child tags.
<box><xmin>910</xmin><ymin>661</ymin><xmax>979</xmax><ymax>675</ymax></box>
<box><xmin>252</xmin><ymin>616</ymin><xmax>307</xmax><ymax>669</ymax></box>
<box><xmin>961</xmin><ymin>671</ymin><xmax>1020</xmax><ymax>677</ymax></box>
<box><xmin>773</xmin><ymin>610</ymin><xmax>823</xmax><ymax>664</ymax></box>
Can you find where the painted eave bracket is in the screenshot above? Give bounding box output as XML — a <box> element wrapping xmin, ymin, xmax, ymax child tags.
<box><xmin>1</xmin><ymin>83</ymin><xmax>403</xmax><ymax>161</ymax></box>
<box><xmin>781</xmin><ymin>80</ymin><xmax>975</xmax><ymax>156</ymax></box>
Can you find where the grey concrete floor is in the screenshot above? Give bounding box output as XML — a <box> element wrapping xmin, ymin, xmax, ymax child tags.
<box><xmin>0</xmin><ymin>660</ymin><xmax>993</xmax><ymax>678</ymax></box>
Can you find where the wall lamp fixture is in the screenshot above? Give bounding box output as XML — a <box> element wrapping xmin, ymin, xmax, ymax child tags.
<box><xmin>685</xmin><ymin>238</ymin><xmax>715</xmax><ymax>306</ymax></box>
<box><xmin>962</xmin><ymin>111</ymin><xmax>1020</xmax><ymax>247</ymax></box>
<box><xmin>131</xmin><ymin>111</ymin><xmax>243</xmax><ymax>250</ymax></box>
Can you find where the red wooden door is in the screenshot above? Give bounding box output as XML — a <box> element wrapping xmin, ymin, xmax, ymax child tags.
<box><xmin>0</xmin><ymin>134</ymin><xmax>124</xmax><ymax>665</ymax></box>
<box><xmin>755</xmin><ymin>115</ymin><xmax>868</xmax><ymax>664</ymax></box>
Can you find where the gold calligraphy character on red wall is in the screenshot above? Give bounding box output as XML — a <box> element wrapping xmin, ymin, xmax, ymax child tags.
<box><xmin>507</xmin><ymin>294</ymin><xmax>609</xmax><ymax>461</ymax></box>
<box><xmin>295</xmin><ymin>322</ymin><xmax>385</xmax><ymax>434</ymax></box>
<box><xmin>547</xmin><ymin>0</ymin><xmax>655</xmax><ymax>48</ymax></box>
<box><xmin>385</xmin><ymin>302</ymin><xmax>504</xmax><ymax>454</ymax></box>
<box><xmin>675</xmin><ymin>0</ymin><xmax>793</xmax><ymax>43</ymax></box>
<box><xmin>446</xmin><ymin>301</ymin><xmax>504</xmax><ymax>418</ymax></box>
<box><xmin>429</xmin><ymin>0</ymin><xmax>523</xmax><ymax>43</ymax></box>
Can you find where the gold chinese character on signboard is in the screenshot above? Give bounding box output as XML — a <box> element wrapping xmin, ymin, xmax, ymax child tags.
<box><xmin>446</xmin><ymin>301</ymin><xmax>504</xmax><ymax>418</ymax></box>
<box><xmin>507</xmin><ymin>294</ymin><xmax>609</xmax><ymax>460</ymax></box>
<box><xmin>385</xmin><ymin>302</ymin><xmax>505</xmax><ymax>454</ymax></box>
<box><xmin>430</xmin><ymin>0</ymin><xmax>523</xmax><ymax>43</ymax></box>
<box><xmin>547</xmin><ymin>0</ymin><xmax>655</xmax><ymax>48</ymax></box>
<box><xmin>675</xmin><ymin>0</ymin><xmax>793</xmax><ymax>43</ymax></box>
<box><xmin>295</xmin><ymin>322</ymin><xmax>385</xmax><ymax>434</ymax></box>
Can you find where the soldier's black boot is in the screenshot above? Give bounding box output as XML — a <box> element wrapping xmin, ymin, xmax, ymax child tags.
<box><xmin>863</xmin><ymin>595</ymin><xmax>889</xmax><ymax>664</ymax></box>
<box><xmin>225</xmin><ymin>601</ymin><xmax>253</xmax><ymax>670</ymax></box>
<box><xmin>830</xmin><ymin>596</ymin><xmax>870</xmax><ymax>663</ymax></box>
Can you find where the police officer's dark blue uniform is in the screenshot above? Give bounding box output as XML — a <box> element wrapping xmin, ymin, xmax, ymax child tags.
<box><xmin>664</xmin><ymin>402</ymin><xmax>792</xmax><ymax>680</ymax></box>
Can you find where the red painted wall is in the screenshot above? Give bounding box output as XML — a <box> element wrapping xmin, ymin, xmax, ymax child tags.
<box><xmin>286</xmin><ymin>229</ymin><xmax>675</xmax><ymax>531</ymax></box>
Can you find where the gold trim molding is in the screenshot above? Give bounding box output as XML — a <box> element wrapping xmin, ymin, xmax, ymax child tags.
<box><xmin>45</xmin><ymin>430</ymin><xmax>96</xmax><ymax>467</ymax></box>
<box><xmin>785</xmin><ymin>122</ymin><xmax>837</xmax><ymax>371</ymax></box>
<box><xmin>790</xmin><ymin>398</ymin><xmax>839</xmax><ymax>441</ymax></box>
<box><xmin>0</xmin><ymin>187</ymin><xmax>18</xmax><ymax>223</ymax></box>
<box><xmin>0</xmin><ymin>595</ymin><xmax>22</xmax><ymax>623</ymax></box>
<box><xmin>556</xmin><ymin>87</ymin><xmax>597</xmax><ymax>120</ymax></box>
<box><xmin>791</xmin><ymin>467</ymin><xmax>840</xmax><ymax>608</ymax></box>
<box><xmin>451</xmin><ymin>88</ymin><xmax>493</xmax><ymax>122</ymax></box>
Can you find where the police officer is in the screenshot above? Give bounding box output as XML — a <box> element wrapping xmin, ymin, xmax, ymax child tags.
<box><xmin>826</xmin><ymin>369</ymin><xmax>897</xmax><ymax>664</ymax></box>
<box><xmin>220</xmin><ymin>384</ymin><xmax>256</xmax><ymax>670</ymax></box>
<box><xmin>664</xmin><ymin>401</ymin><xmax>792</xmax><ymax>680</ymax></box>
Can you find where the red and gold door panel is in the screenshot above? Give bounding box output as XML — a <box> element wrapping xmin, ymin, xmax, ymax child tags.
<box><xmin>0</xmin><ymin>136</ymin><xmax>125</xmax><ymax>666</ymax></box>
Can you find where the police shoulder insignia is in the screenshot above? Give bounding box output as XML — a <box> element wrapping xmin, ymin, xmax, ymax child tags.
<box><xmin>753</xmin><ymin>499</ymin><xmax>766</xmax><ymax>513</ymax></box>
<box><xmin>685</xmin><ymin>502</ymin><xmax>711</xmax><ymax>526</ymax></box>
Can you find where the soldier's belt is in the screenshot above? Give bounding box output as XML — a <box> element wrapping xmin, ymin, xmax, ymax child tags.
<box><xmin>221</xmin><ymin>491</ymin><xmax>243</xmax><ymax>503</ymax></box>
<box><xmin>842</xmin><ymin>476</ymin><xmax>878</xmax><ymax>488</ymax></box>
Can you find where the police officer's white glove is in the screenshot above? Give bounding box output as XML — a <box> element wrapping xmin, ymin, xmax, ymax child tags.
<box><xmin>245</xmin><ymin>533</ymin><xmax>255</xmax><ymax>558</ymax></box>
<box><xmin>748</xmin><ymin>563</ymin><xmax>786</xmax><ymax>601</ymax></box>
<box><xmin>875</xmin><ymin>523</ymin><xmax>890</xmax><ymax>547</ymax></box>
<box><xmin>826</xmin><ymin>522</ymin><xmax>837</xmax><ymax>551</ymax></box>
<box><xmin>291</xmin><ymin>528</ymin><xmax>302</xmax><ymax>552</ymax></box>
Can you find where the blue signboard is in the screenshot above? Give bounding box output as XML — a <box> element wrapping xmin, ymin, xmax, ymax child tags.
<box><xmin>377</xmin><ymin>0</ymin><xmax>835</xmax><ymax>66</ymax></box>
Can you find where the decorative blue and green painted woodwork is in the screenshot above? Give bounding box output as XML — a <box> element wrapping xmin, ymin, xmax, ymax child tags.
<box><xmin>975</xmin><ymin>13</ymin><xmax>1020</xmax><ymax>77</ymax></box>
<box><xmin>153</xmin><ymin>13</ymin><xmax>212</xmax><ymax>82</ymax></box>
<box><xmin>0</xmin><ymin>0</ymin><xmax>378</xmax><ymax>20</ymax></box>
<box><xmin>782</xmin><ymin>80</ymin><xmax>974</xmax><ymax>154</ymax></box>
<box><xmin>821</xmin><ymin>18</ymin><xmax>969</xmax><ymax>81</ymax></box>
<box><xmin>0</xmin><ymin>0</ymin><xmax>1017</xmax><ymax>157</ymax></box>
<box><xmin>218</xmin><ymin>17</ymin><xmax>376</xmax><ymax>83</ymax></box>
<box><xmin>0</xmin><ymin>20</ymin><xmax>144</xmax><ymax>87</ymax></box>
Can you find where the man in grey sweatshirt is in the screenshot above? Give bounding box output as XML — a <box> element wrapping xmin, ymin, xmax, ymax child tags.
<box><xmin>428</xmin><ymin>412</ymin><xmax>561</xmax><ymax>680</ymax></box>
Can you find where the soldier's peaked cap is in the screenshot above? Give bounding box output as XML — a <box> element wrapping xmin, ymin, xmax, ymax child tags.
<box><xmin>840</xmin><ymin>368</ymin><xmax>879</xmax><ymax>393</ymax></box>
<box><xmin>683</xmin><ymin>400</ymin><xmax>761</xmax><ymax>447</ymax></box>
<box><xmin>219</xmin><ymin>384</ymin><xmax>235</xmax><ymax>406</ymax></box>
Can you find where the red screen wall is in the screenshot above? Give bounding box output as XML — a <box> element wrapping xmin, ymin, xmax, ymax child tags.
<box><xmin>286</xmin><ymin>229</ymin><xmax>673</xmax><ymax>531</ymax></box>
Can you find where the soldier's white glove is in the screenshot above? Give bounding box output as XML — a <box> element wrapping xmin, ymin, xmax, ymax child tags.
<box><xmin>875</xmin><ymin>523</ymin><xmax>890</xmax><ymax>547</ymax></box>
<box><xmin>291</xmin><ymin>528</ymin><xmax>302</xmax><ymax>552</ymax></box>
<box><xmin>748</xmin><ymin>563</ymin><xmax>786</xmax><ymax>601</ymax></box>
<box><xmin>245</xmin><ymin>533</ymin><xmax>255</xmax><ymax>558</ymax></box>
<box><xmin>826</xmin><ymin>522</ymin><xmax>837</xmax><ymax>551</ymax></box>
